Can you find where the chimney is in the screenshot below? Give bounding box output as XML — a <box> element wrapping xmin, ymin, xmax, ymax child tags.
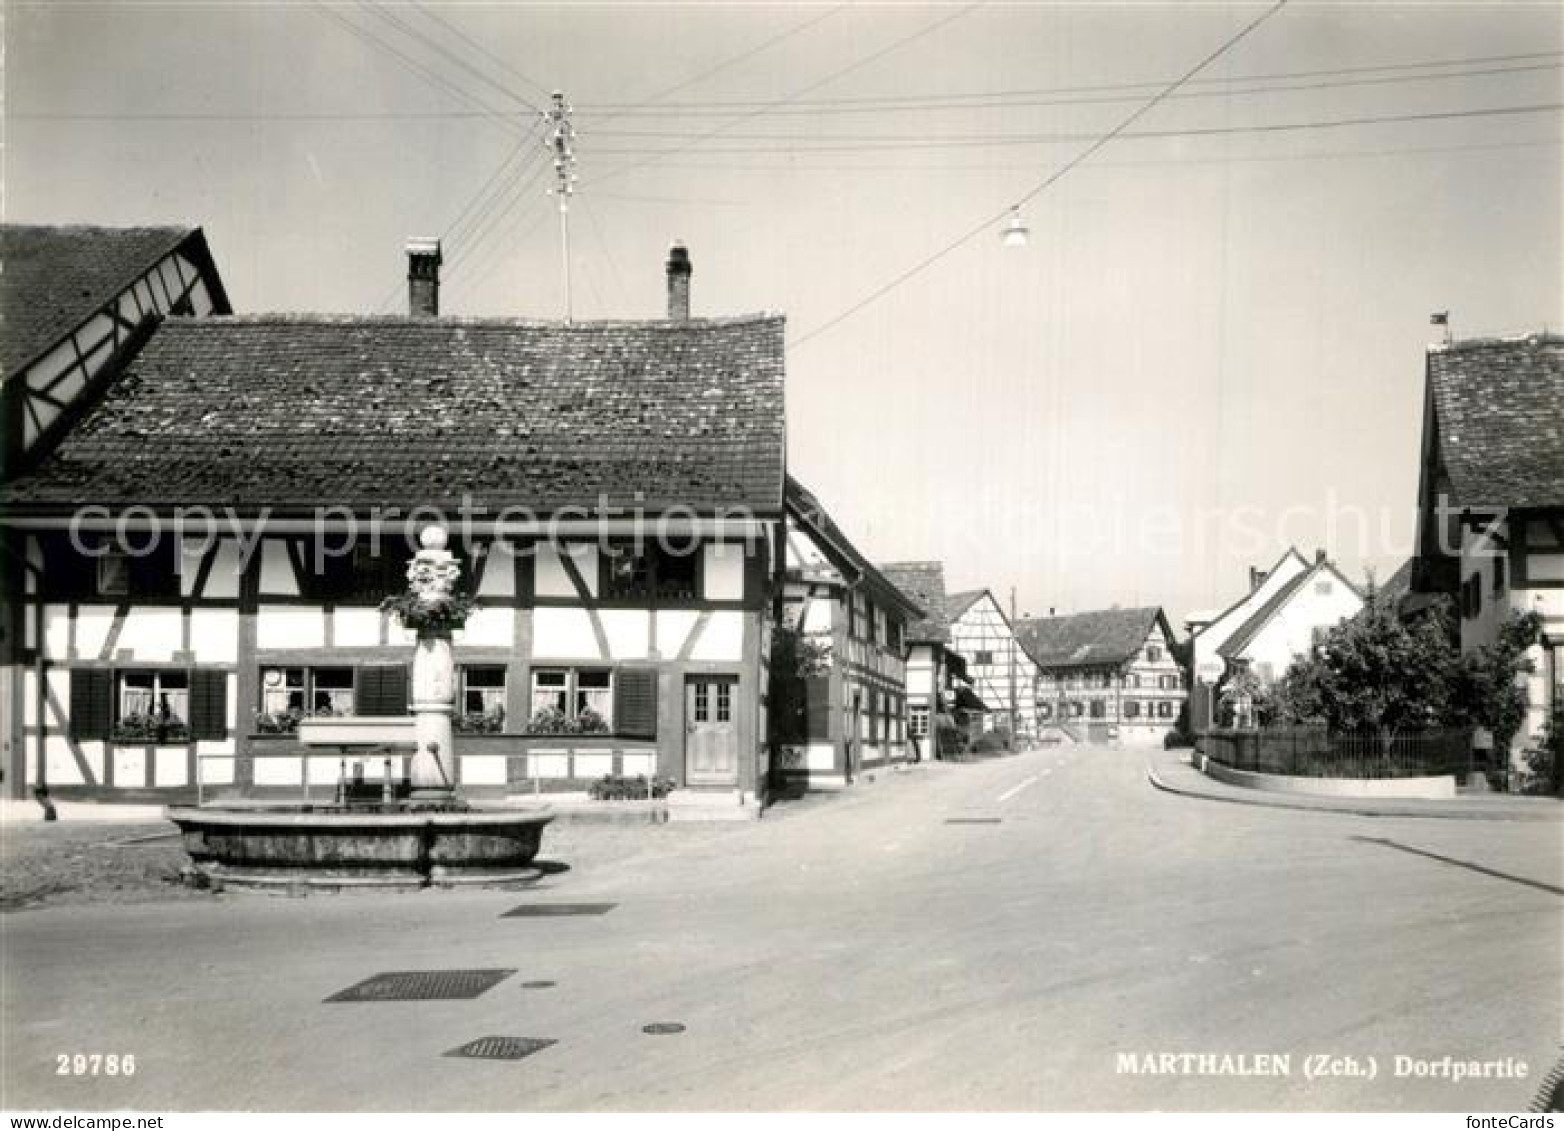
<box><xmin>406</xmin><ymin>237</ymin><xmax>442</xmax><ymax>317</ymax></box>
<box><xmin>1248</xmin><ymin>567</ymin><xmax>1268</xmax><ymax>592</ymax></box>
<box><xmin>1315</xmin><ymin>548</ymin><xmax>1328</xmax><ymax>566</ymax></box>
<box><xmin>666</xmin><ymin>241</ymin><xmax>692</xmax><ymax>321</ymax></box>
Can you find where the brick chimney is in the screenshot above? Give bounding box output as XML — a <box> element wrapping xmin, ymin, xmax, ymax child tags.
<box><xmin>666</xmin><ymin>241</ymin><xmax>691</xmax><ymax>321</ymax></box>
<box><xmin>1315</xmin><ymin>548</ymin><xmax>1328</xmax><ymax>566</ymax></box>
<box><xmin>406</xmin><ymin>237</ymin><xmax>442</xmax><ymax>317</ymax></box>
<box><xmin>1248</xmin><ymin>567</ymin><xmax>1268</xmax><ymax>592</ymax></box>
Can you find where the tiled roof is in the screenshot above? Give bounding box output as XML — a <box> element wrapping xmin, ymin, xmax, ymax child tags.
<box><xmin>785</xmin><ymin>477</ymin><xmax>923</xmax><ymax>620</ymax></box>
<box><xmin>878</xmin><ymin>561</ymin><xmax>950</xmax><ymax>644</ymax></box>
<box><xmin>1427</xmin><ymin>334</ymin><xmax>1564</xmax><ymax>508</ymax></box>
<box><xmin>3</xmin><ymin>313</ymin><xmax>786</xmax><ymax>513</ymax></box>
<box><xmin>1014</xmin><ymin>606</ymin><xmax>1165</xmax><ymax>670</ymax></box>
<box><xmin>1377</xmin><ymin>558</ymin><xmax>1415</xmax><ymax>604</ymax></box>
<box><xmin>944</xmin><ymin>589</ymin><xmax>988</xmax><ymax>622</ymax></box>
<box><xmin>1</xmin><ymin>224</ymin><xmax>197</xmax><ymax>378</ymax></box>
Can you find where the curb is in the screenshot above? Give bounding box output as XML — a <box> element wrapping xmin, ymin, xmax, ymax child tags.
<box><xmin>1145</xmin><ymin>760</ymin><xmax>1560</xmax><ymax>823</ymax></box>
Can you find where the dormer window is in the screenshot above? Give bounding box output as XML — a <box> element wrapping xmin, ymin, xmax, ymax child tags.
<box><xmin>97</xmin><ymin>552</ymin><xmax>129</xmax><ymax>597</ymax></box>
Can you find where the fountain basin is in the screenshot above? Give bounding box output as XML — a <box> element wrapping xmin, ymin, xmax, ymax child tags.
<box><xmin>166</xmin><ymin>805</ymin><xmax>554</xmax><ymax>891</ymax></box>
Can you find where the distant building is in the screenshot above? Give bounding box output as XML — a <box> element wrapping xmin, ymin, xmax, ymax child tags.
<box><xmin>1186</xmin><ymin>548</ymin><xmax>1363</xmax><ymax>729</ymax></box>
<box><xmin>1412</xmin><ymin>333</ymin><xmax>1564</xmax><ymax>767</ymax></box>
<box><xmin>777</xmin><ymin>479</ymin><xmax>923</xmax><ymax>789</ymax></box>
<box><xmin>1017</xmin><ymin>607</ymin><xmax>1185</xmax><ymax>745</ymax></box>
<box><xmin>944</xmin><ymin>589</ymin><xmax>1040</xmax><ymax>739</ymax></box>
<box><xmin>879</xmin><ymin>561</ymin><xmax>982</xmax><ymax>757</ymax></box>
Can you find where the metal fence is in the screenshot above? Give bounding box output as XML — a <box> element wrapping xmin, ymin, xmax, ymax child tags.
<box><xmin>1203</xmin><ymin>727</ymin><xmax>1473</xmax><ymax>780</ymax></box>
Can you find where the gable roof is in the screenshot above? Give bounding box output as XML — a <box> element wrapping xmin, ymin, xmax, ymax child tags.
<box><xmin>1425</xmin><ymin>334</ymin><xmax>1564</xmax><ymax>509</ymax></box>
<box><xmin>1014</xmin><ymin>606</ymin><xmax>1168</xmax><ymax>671</ymax></box>
<box><xmin>944</xmin><ymin>589</ymin><xmax>988</xmax><ymax>622</ymax></box>
<box><xmin>785</xmin><ymin>476</ymin><xmax>924</xmax><ymax>621</ymax></box>
<box><xmin>878</xmin><ymin>561</ymin><xmax>950</xmax><ymax>644</ymax></box>
<box><xmin>1216</xmin><ymin>558</ymin><xmax>1363</xmax><ymax>660</ymax></box>
<box><xmin>1189</xmin><ymin>546</ymin><xmax>1310</xmax><ymax>650</ymax></box>
<box><xmin>2</xmin><ymin>313</ymin><xmax>786</xmax><ymax>515</ymax></box>
<box><xmin>1</xmin><ymin>224</ymin><xmax>229</xmax><ymax>379</ymax></box>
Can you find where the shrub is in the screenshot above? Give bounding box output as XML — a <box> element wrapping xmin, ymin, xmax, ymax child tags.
<box><xmin>588</xmin><ymin>773</ymin><xmax>676</xmax><ymax>801</ymax></box>
<box><xmin>111</xmin><ymin>712</ymin><xmax>189</xmax><ymax>745</ymax></box>
<box><xmin>971</xmin><ymin>730</ymin><xmax>1011</xmax><ymax>755</ymax></box>
<box><xmin>524</xmin><ymin>706</ymin><xmax>611</xmax><ymax>736</ymax></box>
<box><xmin>455</xmin><ymin>706</ymin><xmax>505</xmax><ymax>734</ymax></box>
<box><xmin>1163</xmin><ymin>729</ymin><xmax>1195</xmax><ymax>750</ymax></box>
<box><xmin>1520</xmin><ymin>703</ymin><xmax>1563</xmax><ymax>796</ymax></box>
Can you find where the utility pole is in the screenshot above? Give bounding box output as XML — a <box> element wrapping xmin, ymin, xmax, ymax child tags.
<box><xmin>544</xmin><ymin>90</ymin><xmax>576</xmax><ymax>324</ymax></box>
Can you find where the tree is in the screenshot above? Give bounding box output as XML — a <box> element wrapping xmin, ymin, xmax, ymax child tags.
<box><xmin>767</xmin><ymin>621</ymin><xmax>832</xmax><ymax>745</ymax></box>
<box><xmin>1447</xmin><ymin>609</ymin><xmax>1542</xmax><ymax>751</ymax></box>
<box><xmin>1263</xmin><ymin>592</ymin><xmax>1458</xmax><ymax>741</ymax></box>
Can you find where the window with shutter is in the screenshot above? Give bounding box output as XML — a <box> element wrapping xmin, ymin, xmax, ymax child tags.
<box><xmin>69</xmin><ymin>668</ymin><xmax>114</xmax><ymax>739</ymax></box>
<box><xmin>189</xmin><ymin>669</ymin><xmax>229</xmax><ymax>739</ymax></box>
<box><xmin>357</xmin><ymin>665</ymin><xmax>409</xmax><ymax>716</ymax></box>
<box><xmin>614</xmin><ymin>668</ymin><xmax>658</xmax><ymax>738</ymax></box>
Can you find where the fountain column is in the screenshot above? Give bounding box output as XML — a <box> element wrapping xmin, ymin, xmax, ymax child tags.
<box><xmin>405</xmin><ymin>525</ymin><xmax>461</xmax><ymax>804</ymax></box>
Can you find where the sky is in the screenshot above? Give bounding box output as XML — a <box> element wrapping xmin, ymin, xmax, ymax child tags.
<box><xmin>5</xmin><ymin>1</ymin><xmax>1561</xmax><ymax>628</ymax></box>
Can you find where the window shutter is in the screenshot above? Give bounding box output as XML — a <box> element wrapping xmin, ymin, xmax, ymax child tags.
<box><xmin>357</xmin><ymin>664</ymin><xmax>409</xmax><ymax>717</ymax></box>
<box><xmin>804</xmin><ymin>675</ymin><xmax>832</xmax><ymax>740</ymax></box>
<box><xmin>69</xmin><ymin>668</ymin><xmax>114</xmax><ymax>740</ymax></box>
<box><xmin>189</xmin><ymin>669</ymin><xmax>229</xmax><ymax>739</ymax></box>
<box><xmin>614</xmin><ymin>668</ymin><xmax>658</xmax><ymax>738</ymax></box>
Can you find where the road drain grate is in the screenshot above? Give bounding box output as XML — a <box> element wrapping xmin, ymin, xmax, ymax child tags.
<box><xmin>520</xmin><ymin>980</ymin><xmax>557</xmax><ymax>990</ymax></box>
<box><xmin>325</xmin><ymin>969</ymin><xmax>516</xmax><ymax>1003</ymax></box>
<box><xmin>501</xmin><ymin>902</ymin><xmax>616</xmax><ymax>918</ymax></box>
<box><xmin>444</xmin><ymin>1036</ymin><xmax>557</xmax><ymax>1061</ymax></box>
<box><xmin>642</xmin><ymin>1022</ymin><xmax>686</xmax><ymax>1035</ymax></box>
<box><xmin>945</xmin><ymin>817</ymin><xmax>1002</xmax><ymax>825</ymax></box>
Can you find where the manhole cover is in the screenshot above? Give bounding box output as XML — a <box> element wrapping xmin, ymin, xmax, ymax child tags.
<box><xmin>642</xmin><ymin>1022</ymin><xmax>686</xmax><ymax>1035</ymax></box>
<box><xmin>945</xmin><ymin>817</ymin><xmax>1001</xmax><ymax>825</ymax></box>
<box><xmin>520</xmin><ymin>980</ymin><xmax>556</xmax><ymax>990</ymax></box>
<box><xmin>325</xmin><ymin>969</ymin><xmax>516</xmax><ymax>1003</ymax></box>
<box><xmin>501</xmin><ymin>902</ymin><xmax>616</xmax><ymax>918</ymax></box>
<box><xmin>444</xmin><ymin>1036</ymin><xmax>557</xmax><ymax>1061</ymax></box>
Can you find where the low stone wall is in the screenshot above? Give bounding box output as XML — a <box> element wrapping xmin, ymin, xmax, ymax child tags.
<box><xmin>1200</xmin><ymin>755</ymin><xmax>1457</xmax><ymax>800</ymax></box>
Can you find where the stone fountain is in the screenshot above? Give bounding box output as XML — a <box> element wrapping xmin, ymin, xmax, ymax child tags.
<box><xmin>166</xmin><ymin>525</ymin><xmax>553</xmax><ymax>892</ymax></box>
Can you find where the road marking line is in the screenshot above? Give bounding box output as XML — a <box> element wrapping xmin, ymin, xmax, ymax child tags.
<box><xmin>997</xmin><ymin>775</ymin><xmax>1040</xmax><ymax>803</ymax></box>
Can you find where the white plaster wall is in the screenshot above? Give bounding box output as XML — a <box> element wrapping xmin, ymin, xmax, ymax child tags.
<box><xmin>115</xmin><ymin>608</ymin><xmax>183</xmax><ymax>662</ymax></box>
<box><xmin>704</xmin><ymin>543</ymin><xmax>745</xmax><ymax>600</ymax></box>
<box><xmin>657</xmin><ymin>610</ymin><xmax>699</xmax><ymax>656</ymax></box>
<box><xmin>154</xmin><ymin>748</ymin><xmax>188</xmax><ymax>787</ymax></box>
<box><xmin>114</xmin><ymin>747</ymin><xmax>145</xmax><ymax>788</ymax></box>
<box><xmin>622</xmin><ymin>752</ymin><xmax>656</xmax><ymax>777</ymax></box>
<box><xmin>205</xmin><ymin>541</ymin><xmax>243</xmax><ymax>599</ymax></box>
<box><xmin>457</xmin><ymin>607</ymin><xmax>514</xmax><ymax>648</ymax></box>
<box><xmin>1243</xmin><ymin>572</ymin><xmax>1363</xmax><ymax>680</ymax></box>
<box><xmin>529</xmin><ymin>753</ymin><xmax>569</xmax><ymax>778</ymax></box>
<box><xmin>600</xmin><ymin>610</ymin><xmax>650</xmax><ymax>659</ymax></box>
<box><xmin>459</xmin><ymin>755</ymin><xmax>508</xmax><ymax>786</ymax></box>
<box><xmin>257</xmin><ymin>606</ymin><xmax>325</xmax><ymax>649</ymax></box>
<box><xmin>74</xmin><ymin>606</ymin><xmax>115</xmax><ymax>661</ymax></box>
<box><xmin>333</xmin><ymin>608</ymin><xmax>382</xmax><ymax>647</ymax></box>
<box><xmin>189</xmin><ymin>608</ymin><xmax>238</xmax><ymax>663</ymax></box>
<box><xmin>690</xmin><ymin>611</ymin><xmax>744</xmax><ymax>662</ymax></box>
<box><xmin>535</xmin><ymin>543</ymin><xmax>598</xmax><ymax>598</ymax></box>
<box><xmin>258</xmin><ymin>540</ymin><xmax>298</xmax><ymax>596</ymax></box>
<box><xmin>44</xmin><ymin>735</ymin><xmax>93</xmax><ymax>785</ymax></box>
<box><xmin>478</xmin><ymin>545</ymin><xmax>517</xmax><ymax>599</ymax></box>
<box><xmin>574</xmin><ymin>753</ymin><xmax>613</xmax><ymax>778</ymax></box>
<box><xmin>23</xmin><ymin>671</ymin><xmax>38</xmax><ymax>726</ymax></box>
<box><xmin>805</xmin><ymin>743</ymin><xmax>835</xmax><ymax>771</ymax></box>
<box><xmin>253</xmin><ymin>757</ymin><xmax>303</xmax><ymax>787</ymax></box>
<box><xmin>801</xmin><ymin>595</ymin><xmax>834</xmax><ymax>634</ymax></box>
<box><xmin>532</xmin><ymin>607</ymin><xmax>602</xmax><ymax>659</ymax></box>
<box><xmin>42</xmin><ymin>605</ymin><xmax>70</xmax><ymax>661</ymax></box>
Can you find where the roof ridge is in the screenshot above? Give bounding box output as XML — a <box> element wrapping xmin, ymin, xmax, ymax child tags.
<box><xmin>175</xmin><ymin>311</ymin><xmax>785</xmax><ymax>330</ymax></box>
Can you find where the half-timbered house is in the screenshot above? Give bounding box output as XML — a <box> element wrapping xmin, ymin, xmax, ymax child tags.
<box><xmin>1017</xmin><ymin>607</ymin><xmax>1186</xmax><ymax>745</ymax></box>
<box><xmin>1412</xmin><ymin>333</ymin><xmax>1564</xmax><ymax>770</ymax></box>
<box><xmin>774</xmin><ymin>478</ymin><xmax>922</xmax><ymax>789</ymax></box>
<box><xmin>944</xmin><ymin>589</ymin><xmax>1040</xmax><ymax>741</ymax></box>
<box><xmin>1</xmin><ymin>241</ymin><xmax>787</xmax><ymax>809</ymax></box>
<box><xmin>878</xmin><ymin>561</ymin><xmax>980</xmax><ymax>758</ymax></box>
<box><xmin>0</xmin><ymin>224</ymin><xmax>232</xmax><ymax>798</ymax></box>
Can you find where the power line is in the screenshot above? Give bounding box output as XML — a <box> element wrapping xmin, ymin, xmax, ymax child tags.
<box><xmin>579</xmin><ymin>102</ymin><xmax>1563</xmax><ymax>156</ymax></box>
<box><xmin>308</xmin><ymin>1</ymin><xmax>531</xmax><ymax>137</ymax></box>
<box><xmin>576</xmin><ymin>49</ymin><xmax>1564</xmax><ymax>112</ymax></box>
<box><xmin>407</xmin><ymin>0</ymin><xmax>554</xmax><ymax>103</ymax></box>
<box><xmin>577</xmin><ymin>60</ymin><xmax>1563</xmax><ymax>121</ymax></box>
<box><xmin>355</xmin><ymin>1</ymin><xmax>542</xmax><ymax>113</ymax></box>
<box><xmin>580</xmin><ymin>2</ymin><xmax>985</xmax><ymax>189</ymax></box>
<box><xmin>20</xmin><ymin>54</ymin><xmax>1555</xmax><ymax>124</ymax></box>
<box><xmin>792</xmin><ymin>0</ymin><xmax>1294</xmax><ymax>351</ymax></box>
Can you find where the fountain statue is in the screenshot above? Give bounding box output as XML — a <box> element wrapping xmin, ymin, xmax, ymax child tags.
<box><xmin>165</xmin><ymin>525</ymin><xmax>552</xmax><ymax>891</ymax></box>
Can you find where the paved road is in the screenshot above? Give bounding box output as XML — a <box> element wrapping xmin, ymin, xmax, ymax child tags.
<box><xmin>3</xmin><ymin>746</ymin><xmax>1559</xmax><ymax>1112</ymax></box>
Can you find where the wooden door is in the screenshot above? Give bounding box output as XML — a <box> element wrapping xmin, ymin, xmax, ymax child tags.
<box><xmin>685</xmin><ymin>676</ymin><xmax>738</xmax><ymax>784</ymax></box>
